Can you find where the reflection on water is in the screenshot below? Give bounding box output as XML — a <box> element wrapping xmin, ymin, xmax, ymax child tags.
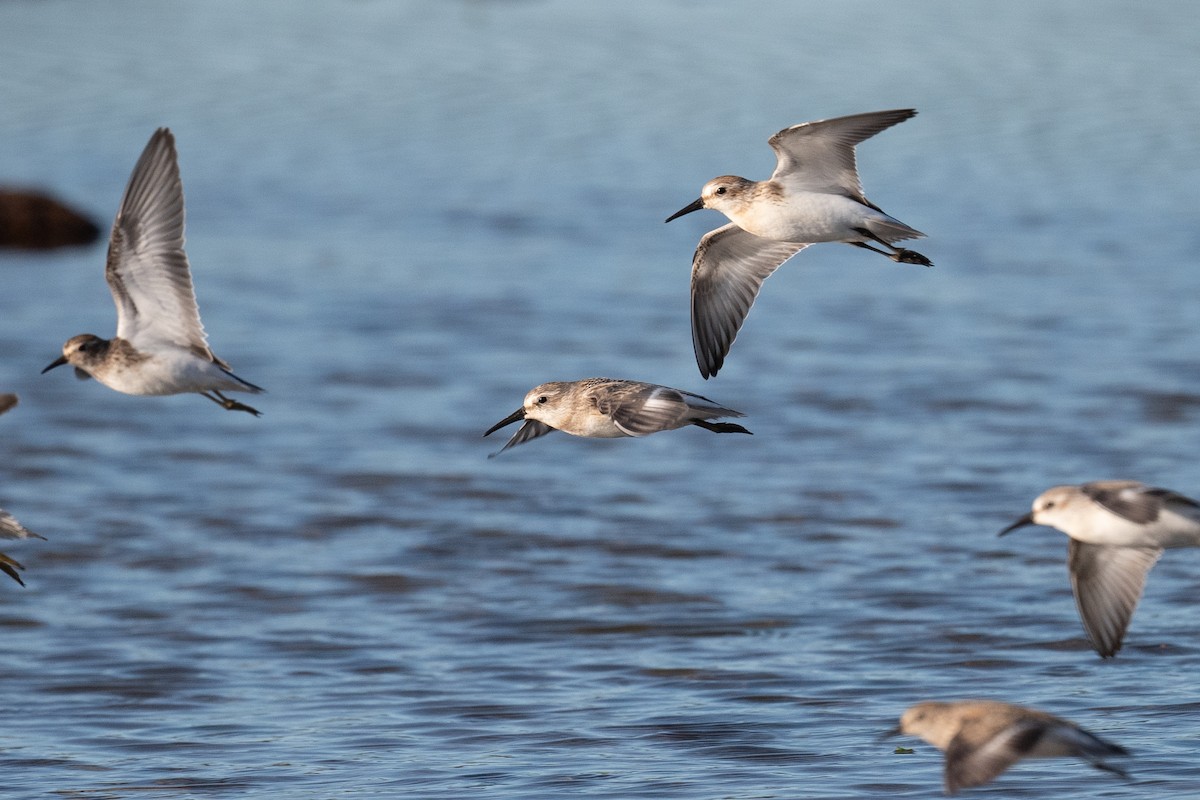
<box><xmin>1</xmin><ymin>0</ymin><xmax>1200</xmax><ymax>797</ymax></box>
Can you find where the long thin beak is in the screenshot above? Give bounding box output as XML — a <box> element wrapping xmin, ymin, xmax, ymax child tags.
<box><xmin>998</xmin><ymin>511</ymin><xmax>1036</xmax><ymax>537</ymax></box>
<box><xmin>665</xmin><ymin>197</ymin><xmax>705</xmax><ymax>223</ymax></box>
<box><xmin>875</xmin><ymin>724</ymin><xmax>903</xmax><ymax>744</ymax></box>
<box><xmin>484</xmin><ymin>408</ymin><xmax>526</xmax><ymax>437</ymax></box>
<box><xmin>41</xmin><ymin>355</ymin><xmax>68</xmax><ymax>374</ymax></box>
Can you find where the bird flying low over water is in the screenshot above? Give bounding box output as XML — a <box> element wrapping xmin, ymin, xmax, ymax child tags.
<box><xmin>999</xmin><ymin>480</ymin><xmax>1200</xmax><ymax>657</ymax></box>
<box><xmin>0</xmin><ymin>509</ymin><xmax>43</xmax><ymax>587</ymax></box>
<box><xmin>42</xmin><ymin>128</ymin><xmax>263</xmax><ymax>416</ymax></box>
<box><xmin>0</xmin><ymin>396</ymin><xmax>44</xmax><ymax>587</ymax></box>
<box><xmin>484</xmin><ymin>378</ymin><xmax>751</xmax><ymax>456</ymax></box>
<box><xmin>666</xmin><ymin>109</ymin><xmax>931</xmax><ymax>378</ymax></box>
<box><xmin>884</xmin><ymin>699</ymin><xmax>1130</xmax><ymax>795</ymax></box>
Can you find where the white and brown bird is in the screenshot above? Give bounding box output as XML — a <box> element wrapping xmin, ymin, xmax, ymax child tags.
<box><xmin>42</xmin><ymin>128</ymin><xmax>263</xmax><ymax>416</ymax></box>
<box><xmin>1000</xmin><ymin>480</ymin><xmax>1200</xmax><ymax>657</ymax></box>
<box><xmin>665</xmin><ymin>109</ymin><xmax>931</xmax><ymax>378</ymax></box>
<box><xmin>484</xmin><ymin>378</ymin><xmax>751</xmax><ymax>456</ymax></box>
<box><xmin>886</xmin><ymin>699</ymin><xmax>1130</xmax><ymax>795</ymax></box>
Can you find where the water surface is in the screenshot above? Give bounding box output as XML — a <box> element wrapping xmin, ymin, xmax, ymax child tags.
<box><xmin>2</xmin><ymin>1</ymin><xmax>1200</xmax><ymax>797</ymax></box>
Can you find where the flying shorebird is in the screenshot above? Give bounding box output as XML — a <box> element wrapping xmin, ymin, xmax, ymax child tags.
<box><xmin>0</xmin><ymin>509</ymin><xmax>44</xmax><ymax>587</ymax></box>
<box><xmin>1000</xmin><ymin>480</ymin><xmax>1200</xmax><ymax>657</ymax></box>
<box><xmin>484</xmin><ymin>378</ymin><xmax>751</xmax><ymax>456</ymax></box>
<box><xmin>665</xmin><ymin>108</ymin><xmax>931</xmax><ymax>378</ymax></box>
<box><xmin>884</xmin><ymin>699</ymin><xmax>1130</xmax><ymax>795</ymax></box>
<box><xmin>42</xmin><ymin>128</ymin><xmax>263</xmax><ymax>416</ymax></box>
<box><xmin>0</xmin><ymin>395</ymin><xmax>44</xmax><ymax>586</ymax></box>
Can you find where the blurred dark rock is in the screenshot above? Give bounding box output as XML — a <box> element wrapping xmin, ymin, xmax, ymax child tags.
<box><xmin>0</xmin><ymin>189</ymin><xmax>100</xmax><ymax>250</ymax></box>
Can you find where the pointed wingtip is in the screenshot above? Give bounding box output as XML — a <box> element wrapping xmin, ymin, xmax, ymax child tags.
<box><xmin>695</xmin><ymin>347</ymin><xmax>722</xmax><ymax>379</ymax></box>
<box><xmin>486</xmin><ymin>441</ymin><xmax>514</xmax><ymax>459</ymax></box>
<box><xmin>0</xmin><ymin>556</ymin><xmax>26</xmax><ymax>587</ymax></box>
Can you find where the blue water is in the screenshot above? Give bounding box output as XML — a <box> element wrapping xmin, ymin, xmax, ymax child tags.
<box><xmin>2</xmin><ymin>1</ymin><xmax>1200</xmax><ymax>796</ymax></box>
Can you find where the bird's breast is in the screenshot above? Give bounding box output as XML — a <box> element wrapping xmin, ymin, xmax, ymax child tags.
<box><xmin>729</xmin><ymin>192</ymin><xmax>870</xmax><ymax>243</ymax></box>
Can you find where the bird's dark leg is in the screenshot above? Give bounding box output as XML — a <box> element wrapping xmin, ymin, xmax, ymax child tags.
<box><xmin>850</xmin><ymin>241</ymin><xmax>896</xmax><ymax>257</ymax></box>
<box><xmin>852</xmin><ymin>228</ymin><xmax>933</xmax><ymax>267</ymax></box>
<box><xmin>203</xmin><ymin>391</ymin><xmax>262</xmax><ymax>417</ymax></box>
<box><xmin>691</xmin><ymin>419</ymin><xmax>752</xmax><ymax>435</ymax></box>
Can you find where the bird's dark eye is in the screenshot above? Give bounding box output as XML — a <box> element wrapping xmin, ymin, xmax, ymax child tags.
<box><xmin>1044</xmin><ymin>501</ymin><xmax>1055</xmax><ymax>509</ymax></box>
<box><xmin>536</xmin><ymin>396</ymin><xmax>547</xmax><ymax>404</ymax></box>
<box><xmin>715</xmin><ymin>187</ymin><xmax>727</xmax><ymax>195</ymax></box>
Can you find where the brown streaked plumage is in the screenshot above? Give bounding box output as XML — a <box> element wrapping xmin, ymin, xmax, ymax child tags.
<box><xmin>484</xmin><ymin>377</ymin><xmax>751</xmax><ymax>457</ymax></box>
<box><xmin>886</xmin><ymin>699</ymin><xmax>1130</xmax><ymax>795</ymax></box>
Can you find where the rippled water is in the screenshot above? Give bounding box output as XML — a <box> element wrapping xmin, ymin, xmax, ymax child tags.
<box><xmin>2</xmin><ymin>1</ymin><xmax>1200</xmax><ymax>796</ymax></box>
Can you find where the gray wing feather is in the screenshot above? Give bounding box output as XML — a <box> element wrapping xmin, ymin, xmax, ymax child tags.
<box><xmin>768</xmin><ymin>109</ymin><xmax>916</xmax><ymax>201</ymax></box>
<box><xmin>1081</xmin><ymin>482</ymin><xmax>1166</xmax><ymax>524</ymax></box>
<box><xmin>690</xmin><ymin>224</ymin><xmax>809</xmax><ymax>378</ymax></box>
<box><xmin>1068</xmin><ymin>540</ymin><xmax>1162</xmax><ymax>657</ymax></box>
<box><xmin>674</xmin><ymin>389</ymin><xmax>744</xmax><ymax>417</ymax></box>
<box><xmin>944</xmin><ymin>726</ymin><xmax>1024</xmax><ymax>794</ymax></box>
<box><xmin>0</xmin><ymin>551</ymin><xmax>26</xmax><ymax>586</ymax></box>
<box><xmin>108</xmin><ymin>128</ymin><xmax>214</xmax><ymax>359</ymax></box>
<box><xmin>606</xmin><ymin>385</ymin><xmax>691</xmax><ymax>436</ymax></box>
<box><xmin>0</xmin><ymin>509</ymin><xmax>43</xmax><ymax>541</ymax></box>
<box><xmin>491</xmin><ymin>419</ymin><xmax>555</xmax><ymax>456</ymax></box>
<box><xmin>1080</xmin><ymin>481</ymin><xmax>1200</xmax><ymax>524</ymax></box>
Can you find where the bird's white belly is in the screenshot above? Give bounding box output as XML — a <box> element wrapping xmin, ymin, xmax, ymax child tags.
<box><xmin>732</xmin><ymin>194</ymin><xmax>875</xmax><ymax>243</ymax></box>
<box><xmin>544</xmin><ymin>410</ymin><xmax>629</xmax><ymax>439</ymax></box>
<box><xmin>575</xmin><ymin>415</ymin><xmax>628</xmax><ymax>438</ymax></box>
<box><xmin>96</xmin><ymin>352</ymin><xmax>236</xmax><ymax>396</ymax></box>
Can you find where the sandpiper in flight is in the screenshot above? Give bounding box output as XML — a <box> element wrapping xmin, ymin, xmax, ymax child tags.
<box><xmin>666</xmin><ymin>109</ymin><xmax>931</xmax><ymax>378</ymax></box>
<box><xmin>42</xmin><ymin>128</ymin><xmax>263</xmax><ymax>416</ymax></box>
<box><xmin>0</xmin><ymin>396</ymin><xmax>44</xmax><ymax>586</ymax></box>
<box><xmin>1000</xmin><ymin>480</ymin><xmax>1200</xmax><ymax>657</ymax></box>
<box><xmin>484</xmin><ymin>378</ymin><xmax>751</xmax><ymax>456</ymax></box>
<box><xmin>884</xmin><ymin>699</ymin><xmax>1130</xmax><ymax>795</ymax></box>
<box><xmin>0</xmin><ymin>508</ymin><xmax>44</xmax><ymax>587</ymax></box>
